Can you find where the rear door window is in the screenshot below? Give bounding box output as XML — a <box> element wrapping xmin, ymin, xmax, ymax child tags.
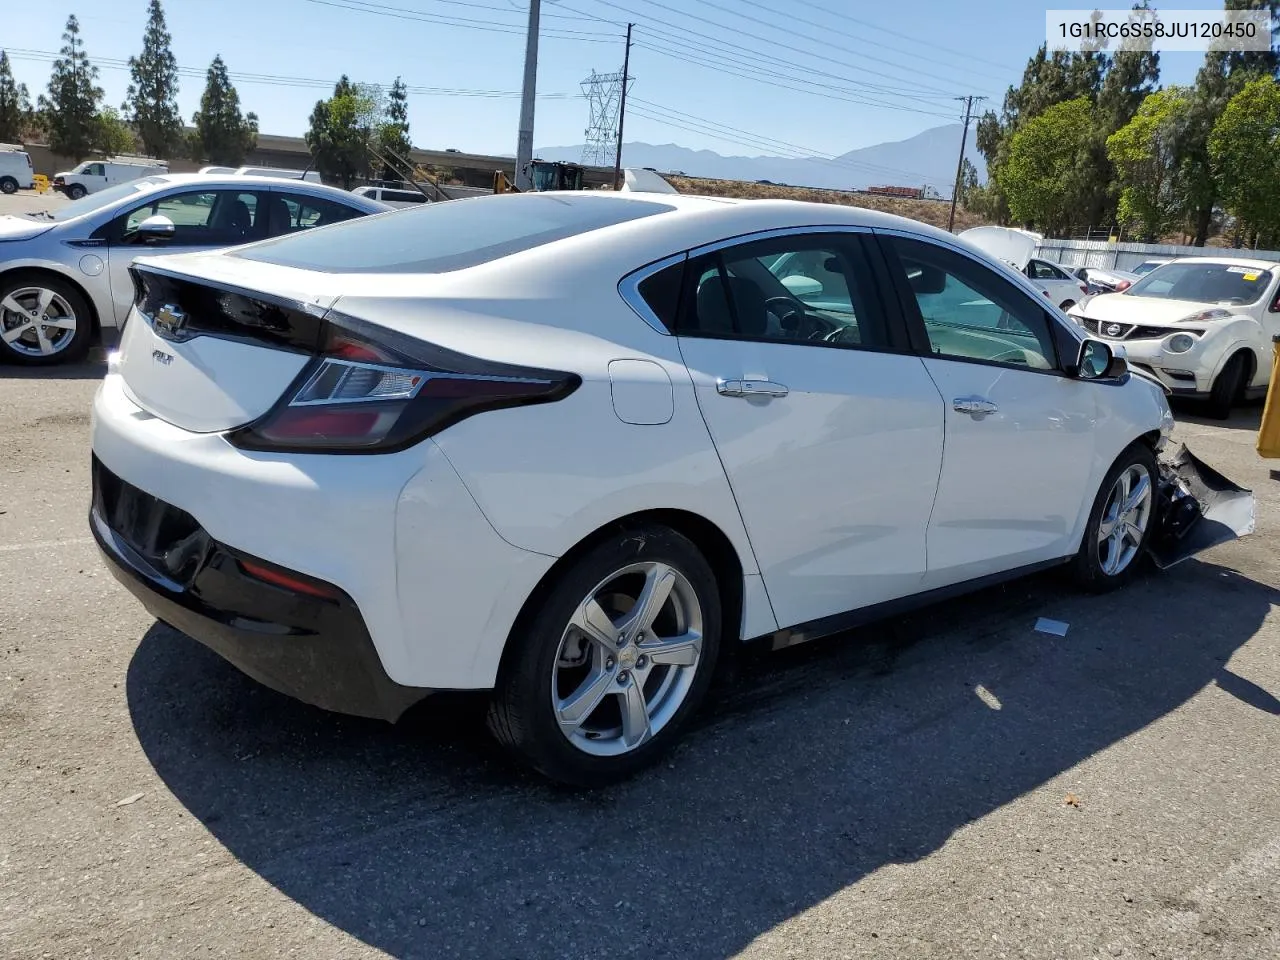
<box><xmin>268</xmin><ymin>193</ymin><xmax>365</xmax><ymax>235</ymax></box>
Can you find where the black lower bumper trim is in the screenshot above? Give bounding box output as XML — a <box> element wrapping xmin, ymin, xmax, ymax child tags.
<box><xmin>91</xmin><ymin>458</ymin><xmax>431</xmax><ymax>721</ymax></box>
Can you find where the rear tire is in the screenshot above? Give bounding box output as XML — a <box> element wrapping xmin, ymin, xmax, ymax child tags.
<box><xmin>66</xmin><ymin>184</ymin><xmax>86</xmax><ymax>200</ymax></box>
<box><xmin>0</xmin><ymin>177</ymin><xmax>17</xmax><ymax>195</ymax></box>
<box><xmin>1207</xmin><ymin>352</ymin><xmax>1247</xmax><ymax>420</ymax></box>
<box><xmin>1070</xmin><ymin>443</ymin><xmax>1159</xmax><ymax>592</ymax></box>
<box><xmin>1059</xmin><ymin>299</ymin><xmax>1076</xmax><ymax>311</ymax></box>
<box><xmin>487</xmin><ymin>524</ymin><xmax>722</xmax><ymax>787</ymax></box>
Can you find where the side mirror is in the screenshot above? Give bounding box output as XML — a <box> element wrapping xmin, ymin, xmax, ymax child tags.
<box><xmin>1076</xmin><ymin>338</ymin><xmax>1128</xmax><ymax>380</ymax></box>
<box><xmin>131</xmin><ymin>214</ymin><xmax>175</xmax><ymax>243</ymax></box>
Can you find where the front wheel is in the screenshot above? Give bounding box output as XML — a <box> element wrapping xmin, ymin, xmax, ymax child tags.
<box><xmin>66</xmin><ymin>183</ymin><xmax>86</xmax><ymax>200</ymax></box>
<box><xmin>1071</xmin><ymin>443</ymin><xmax>1159</xmax><ymax>592</ymax></box>
<box><xmin>0</xmin><ymin>276</ymin><xmax>93</xmax><ymax>365</ymax></box>
<box><xmin>0</xmin><ymin>177</ymin><xmax>17</xmax><ymax>195</ymax></box>
<box><xmin>487</xmin><ymin>525</ymin><xmax>722</xmax><ymax>786</ymax></box>
<box><xmin>1059</xmin><ymin>299</ymin><xmax>1076</xmax><ymax>311</ymax></box>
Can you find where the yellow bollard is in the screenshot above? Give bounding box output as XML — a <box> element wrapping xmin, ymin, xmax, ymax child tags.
<box><xmin>1257</xmin><ymin>336</ymin><xmax>1280</xmax><ymax>458</ymax></box>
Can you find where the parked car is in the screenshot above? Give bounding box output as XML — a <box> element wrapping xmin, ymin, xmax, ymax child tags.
<box><xmin>1068</xmin><ymin>257</ymin><xmax>1280</xmax><ymax>417</ymax></box>
<box><xmin>351</xmin><ymin>184</ymin><xmax>430</xmax><ymax>208</ymax></box>
<box><xmin>52</xmin><ymin>157</ymin><xmax>168</xmax><ymax>199</ymax></box>
<box><xmin>957</xmin><ymin>226</ymin><xmax>1087</xmax><ymax>309</ymax></box>
<box><xmin>0</xmin><ymin>173</ymin><xmax>388</xmax><ymax>365</ymax></box>
<box><xmin>1131</xmin><ymin>258</ymin><xmax>1174</xmax><ymax>277</ymax></box>
<box><xmin>1074</xmin><ymin>265</ymin><xmax>1140</xmax><ymax>294</ymax></box>
<box><xmin>0</xmin><ymin>145</ymin><xmax>35</xmax><ymax>195</ymax></box>
<box><xmin>90</xmin><ymin>192</ymin><xmax>1176</xmax><ymax>785</ymax></box>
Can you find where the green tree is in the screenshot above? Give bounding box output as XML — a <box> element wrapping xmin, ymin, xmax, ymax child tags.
<box><xmin>1177</xmin><ymin>0</ymin><xmax>1280</xmax><ymax>244</ymax></box>
<box><xmin>38</xmin><ymin>15</ymin><xmax>104</xmax><ymax>161</ymax></box>
<box><xmin>1003</xmin><ymin>98</ymin><xmax>1096</xmax><ymax>235</ymax></box>
<box><xmin>377</xmin><ymin>76</ymin><xmax>412</xmax><ymax>180</ymax></box>
<box><xmin>1209</xmin><ymin>76</ymin><xmax>1280</xmax><ymax>246</ymax></box>
<box><xmin>123</xmin><ymin>0</ymin><xmax>182</xmax><ymax>158</ymax></box>
<box><xmin>189</xmin><ymin>55</ymin><xmax>258</xmax><ymax>165</ymax></box>
<box><xmin>0</xmin><ymin>51</ymin><xmax>32</xmax><ymax>143</ymax></box>
<box><xmin>306</xmin><ymin>75</ymin><xmax>376</xmax><ymax>187</ymax></box>
<box><xmin>95</xmin><ymin>106</ymin><xmax>137</xmax><ymax>155</ymax></box>
<box><xmin>1107</xmin><ymin>87</ymin><xmax>1189</xmax><ymax>240</ymax></box>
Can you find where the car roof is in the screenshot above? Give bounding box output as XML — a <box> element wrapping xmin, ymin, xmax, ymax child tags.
<box><xmin>139</xmin><ymin>173</ymin><xmax>388</xmax><ymax>208</ymax></box>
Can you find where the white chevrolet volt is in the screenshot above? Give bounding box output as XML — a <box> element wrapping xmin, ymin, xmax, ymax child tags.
<box><xmin>91</xmin><ymin>192</ymin><xmax>1175</xmax><ymax>784</ymax></box>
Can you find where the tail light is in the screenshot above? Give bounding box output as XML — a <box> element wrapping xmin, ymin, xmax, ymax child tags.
<box><xmin>1115</xmin><ymin>280</ymin><xmax>1131</xmax><ymax>291</ymax></box>
<box><xmin>229</xmin><ymin>312</ymin><xmax>580</xmax><ymax>454</ymax></box>
<box><xmin>1078</xmin><ymin>283</ymin><xmax>1088</xmax><ymax>294</ymax></box>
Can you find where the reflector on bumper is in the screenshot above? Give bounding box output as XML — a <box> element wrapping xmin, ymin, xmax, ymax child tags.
<box><xmin>1149</xmin><ymin>444</ymin><xmax>1255</xmax><ymax>569</ymax></box>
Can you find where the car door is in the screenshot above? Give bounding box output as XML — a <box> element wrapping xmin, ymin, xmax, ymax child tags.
<box><xmin>877</xmin><ymin>233</ymin><xmax>1098</xmax><ymax>589</ymax></box>
<box><xmin>671</xmin><ymin>229</ymin><xmax>945</xmax><ymax>630</ymax></box>
<box><xmin>101</xmin><ymin>188</ymin><xmax>268</xmax><ymax>324</ymax></box>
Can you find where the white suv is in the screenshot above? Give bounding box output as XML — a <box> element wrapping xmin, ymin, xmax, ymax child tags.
<box><xmin>1068</xmin><ymin>257</ymin><xmax>1280</xmax><ymax>417</ymax></box>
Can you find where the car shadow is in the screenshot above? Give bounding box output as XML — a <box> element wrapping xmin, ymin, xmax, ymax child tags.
<box><xmin>127</xmin><ymin>560</ymin><xmax>1275</xmax><ymax>959</ymax></box>
<box><xmin>0</xmin><ymin>355</ymin><xmax>107</xmax><ymax>380</ymax></box>
<box><xmin>1170</xmin><ymin>398</ymin><xmax>1263</xmax><ymax>432</ymax></box>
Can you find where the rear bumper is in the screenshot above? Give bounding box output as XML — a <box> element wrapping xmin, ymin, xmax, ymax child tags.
<box><xmin>91</xmin><ymin>458</ymin><xmax>430</xmax><ymax>721</ymax></box>
<box><xmin>91</xmin><ymin>371</ymin><xmax>556</xmax><ymax>692</ymax></box>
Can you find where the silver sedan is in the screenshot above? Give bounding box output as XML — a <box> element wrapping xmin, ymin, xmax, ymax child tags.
<box><xmin>0</xmin><ymin>174</ymin><xmax>388</xmax><ymax>365</ymax></box>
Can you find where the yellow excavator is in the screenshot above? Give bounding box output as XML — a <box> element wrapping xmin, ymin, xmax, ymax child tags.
<box><xmin>494</xmin><ymin>159</ymin><xmax>587</xmax><ymax>193</ymax></box>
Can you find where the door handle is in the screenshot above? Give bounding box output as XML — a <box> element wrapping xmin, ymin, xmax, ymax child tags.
<box><xmin>952</xmin><ymin>396</ymin><xmax>999</xmax><ymax>419</ymax></box>
<box><xmin>717</xmin><ymin>378</ymin><xmax>789</xmax><ymax>399</ymax></box>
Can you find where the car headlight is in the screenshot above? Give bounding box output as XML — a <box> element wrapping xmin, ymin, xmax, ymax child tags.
<box><xmin>1166</xmin><ymin>333</ymin><xmax>1197</xmax><ymax>353</ymax></box>
<box><xmin>1178</xmin><ymin>308</ymin><xmax>1231</xmax><ymax>323</ymax></box>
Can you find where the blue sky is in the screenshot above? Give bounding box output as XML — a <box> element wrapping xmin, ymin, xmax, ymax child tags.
<box><xmin>0</xmin><ymin>0</ymin><xmax>1215</xmax><ymax>158</ymax></box>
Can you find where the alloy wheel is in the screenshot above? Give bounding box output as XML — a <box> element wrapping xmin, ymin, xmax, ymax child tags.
<box><xmin>1</xmin><ymin>287</ymin><xmax>79</xmax><ymax>358</ymax></box>
<box><xmin>1097</xmin><ymin>464</ymin><xmax>1153</xmax><ymax>576</ymax></box>
<box><xmin>552</xmin><ymin>561</ymin><xmax>704</xmax><ymax>757</ymax></box>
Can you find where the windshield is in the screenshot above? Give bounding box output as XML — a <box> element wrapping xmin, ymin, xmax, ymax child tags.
<box><xmin>233</xmin><ymin>193</ymin><xmax>675</xmax><ymax>273</ymax></box>
<box><xmin>1131</xmin><ymin>260</ymin><xmax>1165</xmax><ymax>276</ymax></box>
<box><xmin>43</xmin><ymin>177</ymin><xmax>168</xmax><ymax>221</ymax></box>
<box><xmin>1125</xmin><ymin>261</ymin><xmax>1273</xmax><ymax>305</ymax></box>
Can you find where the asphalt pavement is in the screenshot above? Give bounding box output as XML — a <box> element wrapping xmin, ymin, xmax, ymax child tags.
<box><xmin>1</xmin><ymin>267</ymin><xmax>1279</xmax><ymax>958</ymax></box>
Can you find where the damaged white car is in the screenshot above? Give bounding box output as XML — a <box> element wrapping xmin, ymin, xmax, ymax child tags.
<box><xmin>90</xmin><ymin>196</ymin><xmax>1253</xmax><ymax>784</ymax></box>
<box><xmin>1068</xmin><ymin>257</ymin><xmax>1280</xmax><ymax>418</ymax></box>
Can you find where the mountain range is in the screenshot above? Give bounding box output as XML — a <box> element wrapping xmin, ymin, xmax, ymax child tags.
<box><xmin>534</xmin><ymin>123</ymin><xmax>987</xmax><ymax>193</ymax></box>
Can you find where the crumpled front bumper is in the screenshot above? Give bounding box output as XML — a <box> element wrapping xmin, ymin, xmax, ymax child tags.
<box><xmin>1149</xmin><ymin>444</ymin><xmax>1256</xmax><ymax>569</ymax></box>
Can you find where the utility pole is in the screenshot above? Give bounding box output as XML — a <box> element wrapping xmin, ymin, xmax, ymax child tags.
<box><xmin>612</xmin><ymin>22</ymin><xmax>634</xmax><ymax>190</ymax></box>
<box><xmin>515</xmin><ymin>0</ymin><xmax>540</xmax><ymax>191</ymax></box>
<box><xmin>947</xmin><ymin>94</ymin><xmax>984</xmax><ymax>233</ymax></box>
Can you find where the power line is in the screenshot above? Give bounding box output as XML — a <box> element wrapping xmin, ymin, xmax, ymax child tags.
<box><xmin>595</xmin><ymin>0</ymin><xmax>970</xmax><ymax>99</ymax></box>
<box><xmin>633</xmin><ymin>33</ymin><xmax>960</xmax><ymax>120</ymax></box>
<box><xmin>4</xmin><ymin>48</ymin><xmax>582</xmax><ymax>98</ymax></box>
<box><xmin>804</xmin><ymin>0</ymin><xmax>1021</xmax><ymax>74</ymax></box>
<box><xmin>298</xmin><ymin>0</ymin><xmax>621</xmax><ymax>41</ymax></box>
<box><xmin>552</xmin><ymin>0</ymin><xmax>972</xmax><ymax>115</ymax></box>
<box><xmin>631</xmin><ymin>41</ymin><xmax>958</xmax><ymax>123</ymax></box>
<box><xmin>683</xmin><ymin>0</ymin><xmax>1001</xmax><ymax>98</ymax></box>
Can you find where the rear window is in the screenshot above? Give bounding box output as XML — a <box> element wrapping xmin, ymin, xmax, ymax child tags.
<box><xmin>232</xmin><ymin>193</ymin><xmax>676</xmax><ymax>274</ymax></box>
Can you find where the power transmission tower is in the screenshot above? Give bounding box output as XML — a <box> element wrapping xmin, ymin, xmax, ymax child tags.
<box><xmin>580</xmin><ymin>68</ymin><xmax>625</xmax><ymax>167</ymax></box>
<box><xmin>948</xmin><ymin>94</ymin><xmax>985</xmax><ymax>233</ymax></box>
